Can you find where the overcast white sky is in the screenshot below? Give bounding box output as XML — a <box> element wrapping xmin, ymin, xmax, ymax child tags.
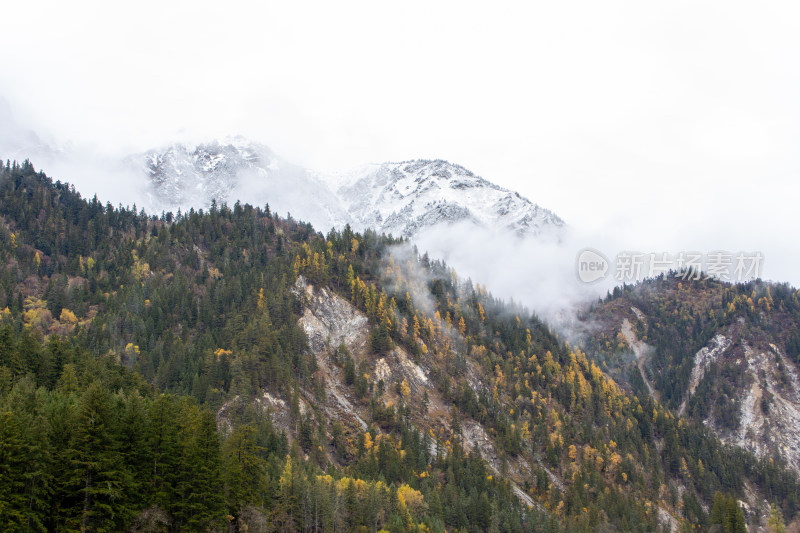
<box><xmin>2</xmin><ymin>0</ymin><xmax>799</xmax><ymax>285</ymax></box>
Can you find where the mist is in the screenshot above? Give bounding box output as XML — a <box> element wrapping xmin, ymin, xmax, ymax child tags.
<box><xmin>412</xmin><ymin>222</ymin><xmax>616</xmax><ymax>323</ymax></box>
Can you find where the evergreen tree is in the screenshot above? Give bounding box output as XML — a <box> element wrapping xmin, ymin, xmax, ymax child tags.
<box><xmin>67</xmin><ymin>383</ymin><xmax>131</xmax><ymax>531</ymax></box>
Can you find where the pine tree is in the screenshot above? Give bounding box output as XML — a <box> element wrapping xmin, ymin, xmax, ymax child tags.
<box><xmin>273</xmin><ymin>455</ymin><xmax>300</xmax><ymax>532</ymax></box>
<box><xmin>723</xmin><ymin>496</ymin><xmax>746</xmax><ymax>533</ymax></box>
<box><xmin>767</xmin><ymin>503</ymin><xmax>786</xmax><ymax>533</ymax></box>
<box><xmin>0</xmin><ymin>410</ymin><xmax>51</xmax><ymax>532</ymax></box>
<box><xmin>67</xmin><ymin>383</ymin><xmax>131</xmax><ymax>532</ymax></box>
<box><xmin>223</xmin><ymin>425</ymin><xmax>268</xmax><ymax>512</ymax></box>
<box><xmin>145</xmin><ymin>395</ymin><xmax>182</xmax><ymax>512</ymax></box>
<box><xmin>176</xmin><ymin>410</ymin><xmax>224</xmax><ymax>531</ymax></box>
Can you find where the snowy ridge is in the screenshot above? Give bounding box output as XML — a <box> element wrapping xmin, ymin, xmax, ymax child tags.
<box><xmin>141</xmin><ymin>137</ymin><xmax>272</xmax><ymax>212</ymax></box>
<box><xmin>137</xmin><ymin>137</ymin><xmax>349</xmax><ymax>231</ymax></box>
<box><xmin>332</xmin><ymin>159</ymin><xmax>564</xmax><ymax>238</ymax></box>
<box><xmin>138</xmin><ymin>139</ymin><xmax>564</xmax><ymax>240</ymax></box>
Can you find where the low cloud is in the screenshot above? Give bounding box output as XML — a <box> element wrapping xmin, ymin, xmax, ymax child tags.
<box><xmin>410</xmin><ymin>222</ymin><xmax>618</xmax><ymax>325</ymax></box>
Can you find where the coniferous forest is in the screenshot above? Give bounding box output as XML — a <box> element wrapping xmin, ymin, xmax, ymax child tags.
<box><xmin>1</xmin><ymin>160</ymin><xmax>798</xmax><ymax>532</ymax></box>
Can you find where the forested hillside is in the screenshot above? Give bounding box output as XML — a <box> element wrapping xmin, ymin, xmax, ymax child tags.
<box><xmin>0</xmin><ymin>160</ymin><xmax>797</xmax><ymax>532</ymax></box>
<box><xmin>580</xmin><ymin>275</ymin><xmax>800</xmax><ymax>475</ymax></box>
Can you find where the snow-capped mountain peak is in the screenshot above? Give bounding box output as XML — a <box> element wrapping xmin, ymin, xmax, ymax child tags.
<box><xmin>140</xmin><ymin>137</ymin><xmax>276</xmax><ymax>209</ymax></box>
<box><xmin>136</xmin><ymin>138</ymin><xmax>348</xmax><ymax>231</ymax></box>
<box><xmin>332</xmin><ymin>159</ymin><xmax>564</xmax><ymax>238</ymax></box>
<box><xmin>136</xmin><ymin>139</ymin><xmax>564</xmax><ymax>241</ymax></box>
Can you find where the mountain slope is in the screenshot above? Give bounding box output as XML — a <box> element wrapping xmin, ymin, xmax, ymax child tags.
<box><xmin>577</xmin><ymin>275</ymin><xmax>800</xmax><ymax>474</ymax></box>
<box><xmin>2</xmin><ymin>160</ymin><xmax>799</xmax><ymax>531</ymax></box>
<box><xmin>0</xmin><ymin>160</ymin><xmax>547</xmax><ymax>532</ymax></box>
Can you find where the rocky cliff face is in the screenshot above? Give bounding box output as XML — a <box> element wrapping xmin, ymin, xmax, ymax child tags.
<box><xmin>683</xmin><ymin>325</ymin><xmax>800</xmax><ymax>473</ymax></box>
<box><xmin>237</xmin><ymin>276</ymin><xmax>561</xmax><ymax>507</ymax></box>
<box><xmin>579</xmin><ymin>278</ymin><xmax>800</xmax><ymax>476</ymax></box>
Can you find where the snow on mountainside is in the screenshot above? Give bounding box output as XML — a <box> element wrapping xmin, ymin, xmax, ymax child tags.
<box><xmin>141</xmin><ymin>137</ymin><xmax>266</xmax><ymax>211</ymax></box>
<box><xmin>136</xmin><ymin>137</ymin><xmax>349</xmax><ymax>231</ymax></box>
<box><xmin>137</xmin><ymin>139</ymin><xmax>565</xmax><ymax>240</ymax></box>
<box><xmin>330</xmin><ymin>160</ymin><xmax>564</xmax><ymax>238</ymax></box>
